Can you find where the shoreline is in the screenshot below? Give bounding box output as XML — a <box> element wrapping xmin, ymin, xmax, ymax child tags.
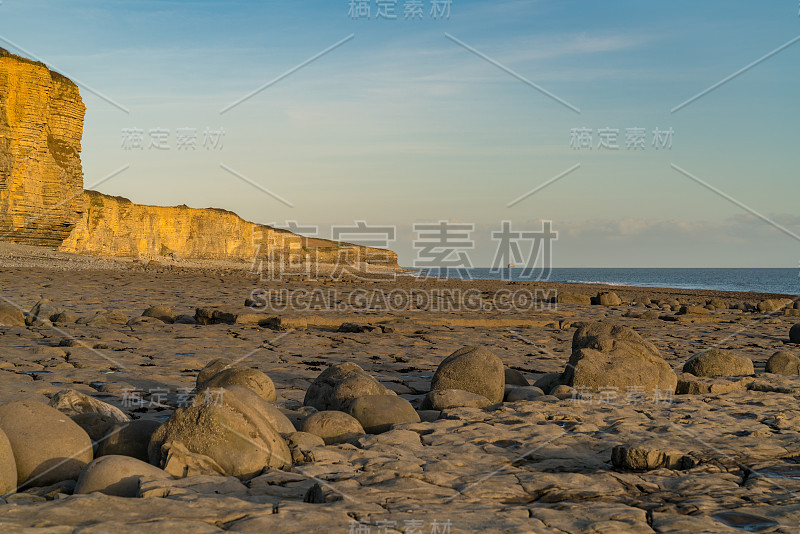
<box><xmin>0</xmin><ymin>242</ymin><xmax>796</xmax><ymax>305</ymax></box>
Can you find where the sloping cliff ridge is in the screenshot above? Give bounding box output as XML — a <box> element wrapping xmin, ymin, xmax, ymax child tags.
<box><xmin>0</xmin><ymin>48</ymin><xmax>397</xmax><ymax>268</ymax></box>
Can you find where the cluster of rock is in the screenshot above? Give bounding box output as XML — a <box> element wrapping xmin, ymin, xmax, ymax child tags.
<box><xmin>557</xmin><ymin>290</ymin><xmax>800</xmax><ymax>318</ymax></box>
<box><xmin>2</xmin><ymin>310</ymin><xmax>800</xmax><ymax>499</ymax></box>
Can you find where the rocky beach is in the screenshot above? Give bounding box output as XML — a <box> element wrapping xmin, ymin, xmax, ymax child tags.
<box><xmin>1</xmin><ymin>3</ymin><xmax>798</xmax><ymax>532</ymax></box>
<box><xmin>0</xmin><ymin>247</ymin><xmax>796</xmax><ymax>533</ymax></box>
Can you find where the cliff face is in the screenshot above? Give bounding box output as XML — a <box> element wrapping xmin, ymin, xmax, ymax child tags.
<box><xmin>60</xmin><ymin>190</ymin><xmax>399</xmax><ymax>269</ymax></box>
<box><xmin>0</xmin><ymin>48</ymin><xmax>85</xmax><ymax>246</ymax></box>
<box><xmin>0</xmin><ymin>49</ymin><xmax>398</xmax><ymax>269</ymax></box>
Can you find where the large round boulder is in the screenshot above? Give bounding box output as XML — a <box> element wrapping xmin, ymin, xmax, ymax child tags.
<box><xmin>682</xmin><ymin>349</ymin><xmax>754</xmax><ymax>377</ymax></box>
<box><xmin>219</xmin><ymin>385</ymin><xmax>295</xmax><ymax>434</ymax></box>
<box><xmin>765</xmin><ymin>351</ymin><xmax>800</xmax><ymax>376</ymax></box>
<box><xmin>304</xmin><ymin>363</ymin><xmax>392</xmax><ymax>412</ymax></box>
<box><xmin>197</xmin><ymin>367</ymin><xmax>277</xmax><ymax>402</ymax></box>
<box><xmin>301</xmin><ymin>411</ymin><xmax>365</xmax><ymax>445</ymax></box>
<box><xmin>0</xmin><ymin>427</ymin><xmax>17</xmax><ymax>495</ymax></box>
<box><xmin>562</xmin><ymin>322</ymin><xmax>677</xmax><ymax>393</ymax></box>
<box><xmin>0</xmin><ymin>401</ymin><xmax>93</xmax><ymax>487</ymax></box>
<box><xmin>75</xmin><ymin>455</ymin><xmax>170</xmax><ymax>497</ymax></box>
<box><xmin>348</xmin><ymin>395</ymin><xmax>420</xmax><ymax>434</ymax></box>
<box><xmin>430</xmin><ymin>346</ymin><xmax>505</xmax><ymax>403</ymax></box>
<box><xmin>148</xmin><ymin>386</ymin><xmax>291</xmax><ymax>480</ymax></box>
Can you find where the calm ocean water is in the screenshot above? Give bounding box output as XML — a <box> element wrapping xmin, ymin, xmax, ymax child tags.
<box><xmin>411</xmin><ymin>268</ymin><xmax>800</xmax><ymax>295</ymax></box>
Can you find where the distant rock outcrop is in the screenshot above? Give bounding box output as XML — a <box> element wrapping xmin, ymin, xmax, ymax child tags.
<box><xmin>0</xmin><ymin>48</ymin><xmax>398</xmax><ymax>266</ymax></box>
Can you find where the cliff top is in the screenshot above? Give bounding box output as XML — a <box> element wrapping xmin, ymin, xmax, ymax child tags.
<box><xmin>0</xmin><ymin>46</ymin><xmax>77</xmax><ymax>88</ymax></box>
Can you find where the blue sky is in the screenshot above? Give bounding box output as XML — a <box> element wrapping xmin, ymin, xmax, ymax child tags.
<box><xmin>2</xmin><ymin>0</ymin><xmax>799</xmax><ymax>267</ymax></box>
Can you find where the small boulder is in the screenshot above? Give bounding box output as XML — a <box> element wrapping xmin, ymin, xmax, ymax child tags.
<box><xmin>556</xmin><ymin>292</ymin><xmax>592</xmax><ymax>306</ymax></box>
<box><xmin>611</xmin><ymin>445</ymin><xmax>694</xmax><ymax>471</ymax></box>
<box><xmin>96</xmin><ymin>419</ymin><xmax>162</xmax><ymax>462</ymax></box>
<box><xmin>304</xmin><ymin>363</ymin><xmax>392</xmax><ymax>412</ymax></box>
<box><xmin>758</xmin><ymin>299</ymin><xmax>792</xmax><ymax>313</ymax></box>
<box><xmin>75</xmin><ymin>455</ymin><xmax>170</xmax><ymax>497</ymax></box>
<box><xmin>594</xmin><ymin>292</ymin><xmax>622</xmax><ymax>306</ymax></box>
<box><xmin>765</xmin><ymin>351</ymin><xmax>800</xmax><ymax>376</ymax></box>
<box><xmin>505</xmin><ymin>386</ymin><xmax>545</xmax><ymax>402</ymax></box>
<box><xmin>0</xmin><ymin>304</ymin><xmax>25</xmax><ymax>327</ymax></box>
<box><xmin>0</xmin><ymin>401</ymin><xmax>93</xmax><ymax>487</ymax></box>
<box><xmin>142</xmin><ymin>305</ymin><xmax>177</xmax><ymax>324</ymax></box>
<box><xmin>532</xmin><ymin>373</ymin><xmax>562</xmax><ymax>392</ymax></box>
<box><xmin>421</xmin><ymin>389</ymin><xmax>492</xmax><ymax>410</ymax></box>
<box><xmin>430</xmin><ymin>346</ymin><xmax>505</xmax><ymax>403</ymax></box>
<box><xmin>27</xmin><ymin>299</ymin><xmax>60</xmax><ymax>326</ymax></box>
<box><xmin>790</xmin><ymin>324</ymin><xmax>800</xmax><ymax>344</ymax></box>
<box><xmin>347</xmin><ymin>395</ymin><xmax>420</xmax><ymax>434</ymax></box>
<box><xmin>504</xmin><ymin>368</ymin><xmax>529</xmax><ymax>387</ymax></box>
<box><xmin>197</xmin><ymin>358</ymin><xmax>234</xmax><ymax>385</ymax></box>
<box><xmin>49</xmin><ymin>389</ymin><xmax>129</xmax><ymax>423</ymax></box>
<box><xmin>682</xmin><ymin>349</ymin><xmax>754</xmax><ymax>377</ymax></box>
<box><xmin>301</xmin><ymin>411</ymin><xmax>365</xmax><ymax>445</ymax></box>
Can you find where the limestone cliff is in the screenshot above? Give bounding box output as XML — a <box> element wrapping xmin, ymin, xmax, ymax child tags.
<box><xmin>0</xmin><ymin>49</ymin><xmax>398</xmax><ymax>268</ymax></box>
<box><xmin>59</xmin><ymin>190</ymin><xmax>398</xmax><ymax>268</ymax></box>
<box><xmin>0</xmin><ymin>48</ymin><xmax>85</xmax><ymax>246</ymax></box>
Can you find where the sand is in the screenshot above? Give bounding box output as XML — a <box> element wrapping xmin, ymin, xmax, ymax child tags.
<box><xmin>0</xmin><ymin>245</ymin><xmax>797</xmax><ymax>533</ymax></box>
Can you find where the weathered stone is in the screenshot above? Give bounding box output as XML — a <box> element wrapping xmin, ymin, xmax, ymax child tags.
<box><xmin>49</xmin><ymin>389</ymin><xmax>129</xmax><ymax>423</ymax></box>
<box><xmin>505</xmin><ymin>386</ymin><xmax>545</xmax><ymax>402</ymax></box>
<box><xmin>421</xmin><ymin>389</ymin><xmax>492</xmax><ymax>410</ymax></box>
<box><xmin>301</xmin><ymin>411</ymin><xmax>365</xmax><ymax>445</ymax></box>
<box><xmin>532</xmin><ymin>373</ymin><xmax>562</xmax><ymax>393</ymax></box>
<box><xmin>148</xmin><ymin>387</ymin><xmax>291</xmax><ymax>480</ymax></box>
<box><xmin>764</xmin><ymin>351</ymin><xmax>800</xmax><ymax>376</ymax></box>
<box><xmin>75</xmin><ymin>455</ymin><xmax>170</xmax><ymax>497</ymax></box>
<box><xmin>430</xmin><ymin>346</ymin><xmax>505</xmax><ymax>403</ymax></box>
<box><xmin>682</xmin><ymin>349</ymin><xmax>754</xmax><ymax>377</ymax></box>
<box><xmin>611</xmin><ymin>445</ymin><xmax>694</xmax><ymax>471</ymax></box>
<box><xmin>347</xmin><ymin>395</ymin><xmax>420</xmax><ymax>433</ymax></box>
<box><xmin>96</xmin><ymin>419</ymin><xmax>162</xmax><ymax>462</ymax></box>
<box><xmin>0</xmin><ymin>427</ymin><xmax>17</xmax><ymax>495</ymax></box>
<box><xmin>594</xmin><ymin>292</ymin><xmax>622</xmax><ymax>306</ymax></box>
<box><xmin>0</xmin><ymin>400</ymin><xmax>93</xmax><ymax>487</ymax></box>
<box><xmin>562</xmin><ymin>323</ymin><xmax>677</xmax><ymax>393</ymax></box>
<box><xmin>0</xmin><ymin>304</ymin><xmax>25</xmax><ymax>327</ymax></box>
<box><xmin>790</xmin><ymin>324</ymin><xmax>800</xmax><ymax>344</ymax></box>
<box><xmin>758</xmin><ymin>299</ymin><xmax>792</xmax><ymax>313</ymax></box>
<box><xmin>304</xmin><ymin>363</ymin><xmax>391</xmax><ymax>412</ymax></box>
<box><xmin>556</xmin><ymin>292</ymin><xmax>592</xmax><ymax>306</ymax></box>
<box><xmin>141</xmin><ymin>305</ymin><xmax>177</xmax><ymax>323</ymax></box>
<box><xmin>159</xmin><ymin>441</ymin><xmax>226</xmax><ymax>478</ymax></box>
<box><xmin>27</xmin><ymin>299</ymin><xmax>60</xmax><ymax>325</ymax></box>
<box><xmin>197</xmin><ymin>367</ymin><xmax>277</xmax><ymax>402</ymax></box>
<box><xmin>504</xmin><ymin>368</ymin><xmax>529</xmax><ymax>387</ymax></box>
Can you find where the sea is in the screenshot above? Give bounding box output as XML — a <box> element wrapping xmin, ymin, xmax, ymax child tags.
<box><xmin>409</xmin><ymin>268</ymin><xmax>800</xmax><ymax>296</ymax></box>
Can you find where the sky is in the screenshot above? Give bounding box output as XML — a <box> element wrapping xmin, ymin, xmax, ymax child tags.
<box><xmin>2</xmin><ymin>0</ymin><xmax>799</xmax><ymax>267</ymax></box>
